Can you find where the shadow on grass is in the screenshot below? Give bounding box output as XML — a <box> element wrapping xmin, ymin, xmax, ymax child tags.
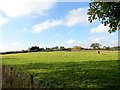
<box><xmin>3</xmin><ymin>60</ymin><xmax>120</xmax><ymax>88</ymax></box>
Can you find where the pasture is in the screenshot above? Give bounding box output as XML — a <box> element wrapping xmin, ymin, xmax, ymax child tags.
<box><xmin>2</xmin><ymin>51</ymin><xmax>120</xmax><ymax>88</ymax></box>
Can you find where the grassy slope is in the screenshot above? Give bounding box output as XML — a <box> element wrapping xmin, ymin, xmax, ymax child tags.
<box><xmin>2</xmin><ymin>51</ymin><xmax>120</xmax><ymax>88</ymax></box>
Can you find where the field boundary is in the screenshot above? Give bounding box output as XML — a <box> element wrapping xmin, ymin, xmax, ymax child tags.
<box><xmin>2</xmin><ymin>65</ymin><xmax>48</xmax><ymax>89</ymax></box>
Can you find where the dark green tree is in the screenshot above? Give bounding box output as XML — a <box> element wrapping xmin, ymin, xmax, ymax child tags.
<box><xmin>103</xmin><ymin>46</ymin><xmax>111</xmax><ymax>50</ymax></box>
<box><xmin>87</xmin><ymin>1</ymin><xmax>120</xmax><ymax>33</ymax></box>
<box><xmin>28</xmin><ymin>46</ymin><xmax>39</xmax><ymax>52</ymax></box>
<box><xmin>90</xmin><ymin>43</ymin><xmax>101</xmax><ymax>49</ymax></box>
<box><xmin>55</xmin><ymin>46</ymin><xmax>59</xmax><ymax>50</ymax></box>
<box><xmin>60</xmin><ymin>46</ymin><xmax>65</xmax><ymax>50</ymax></box>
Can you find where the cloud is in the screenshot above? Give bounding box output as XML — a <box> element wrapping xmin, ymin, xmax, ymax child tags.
<box><xmin>32</xmin><ymin>7</ymin><xmax>89</xmax><ymax>33</ymax></box>
<box><xmin>110</xmin><ymin>40</ymin><xmax>118</xmax><ymax>46</ymax></box>
<box><xmin>89</xmin><ymin>35</ymin><xmax>104</xmax><ymax>44</ymax></box>
<box><xmin>65</xmin><ymin>8</ymin><xmax>89</xmax><ymax>27</ymax></box>
<box><xmin>90</xmin><ymin>24</ymin><xmax>110</xmax><ymax>33</ymax></box>
<box><xmin>67</xmin><ymin>39</ymin><xmax>75</xmax><ymax>45</ymax></box>
<box><xmin>92</xmin><ymin>37</ymin><xmax>103</xmax><ymax>43</ymax></box>
<box><xmin>0</xmin><ymin>15</ymin><xmax>9</xmax><ymax>26</ymax></box>
<box><xmin>66</xmin><ymin>39</ymin><xmax>85</xmax><ymax>47</ymax></box>
<box><xmin>32</xmin><ymin>19</ymin><xmax>63</xmax><ymax>33</ymax></box>
<box><xmin>89</xmin><ymin>32</ymin><xmax>118</xmax><ymax>47</ymax></box>
<box><xmin>0</xmin><ymin>0</ymin><xmax>56</xmax><ymax>17</ymax></box>
<box><xmin>0</xmin><ymin>42</ymin><xmax>22</xmax><ymax>52</ymax></box>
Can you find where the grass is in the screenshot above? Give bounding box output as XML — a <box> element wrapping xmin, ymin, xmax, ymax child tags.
<box><xmin>1</xmin><ymin>51</ymin><xmax>120</xmax><ymax>88</ymax></box>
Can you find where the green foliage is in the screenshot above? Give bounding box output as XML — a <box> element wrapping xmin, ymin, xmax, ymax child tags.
<box><xmin>103</xmin><ymin>46</ymin><xmax>111</xmax><ymax>50</ymax></box>
<box><xmin>88</xmin><ymin>1</ymin><xmax>120</xmax><ymax>33</ymax></box>
<box><xmin>111</xmin><ymin>46</ymin><xmax>120</xmax><ymax>50</ymax></box>
<box><xmin>90</xmin><ymin>43</ymin><xmax>101</xmax><ymax>49</ymax></box>
<box><xmin>2</xmin><ymin>51</ymin><xmax>119</xmax><ymax>88</ymax></box>
<box><xmin>28</xmin><ymin>46</ymin><xmax>39</xmax><ymax>52</ymax></box>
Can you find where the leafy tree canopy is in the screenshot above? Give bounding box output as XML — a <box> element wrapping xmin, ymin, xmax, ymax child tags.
<box><xmin>90</xmin><ymin>43</ymin><xmax>101</xmax><ymax>49</ymax></box>
<box><xmin>87</xmin><ymin>0</ymin><xmax>120</xmax><ymax>33</ymax></box>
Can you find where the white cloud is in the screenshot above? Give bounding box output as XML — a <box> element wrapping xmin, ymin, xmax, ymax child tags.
<box><xmin>32</xmin><ymin>19</ymin><xmax>63</xmax><ymax>33</ymax></box>
<box><xmin>0</xmin><ymin>42</ymin><xmax>22</xmax><ymax>52</ymax></box>
<box><xmin>89</xmin><ymin>36</ymin><xmax>104</xmax><ymax>44</ymax></box>
<box><xmin>88</xmin><ymin>32</ymin><xmax>118</xmax><ymax>47</ymax></box>
<box><xmin>110</xmin><ymin>40</ymin><xmax>119</xmax><ymax>46</ymax></box>
<box><xmin>32</xmin><ymin>7</ymin><xmax>89</xmax><ymax>33</ymax></box>
<box><xmin>67</xmin><ymin>39</ymin><xmax>75</xmax><ymax>45</ymax></box>
<box><xmin>0</xmin><ymin>0</ymin><xmax>56</xmax><ymax>17</ymax></box>
<box><xmin>66</xmin><ymin>39</ymin><xmax>86</xmax><ymax>47</ymax></box>
<box><xmin>65</xmin><ymin>8</ymin><xmax>89</xmax><ymax>27</ymax></box>
<box><xmin>90</xmin><ymin>24</ymin><xmax>110</xmax><ymax>33</ymax></box>
<box><xmin>76</xmin><ymin>41</ymin><xmax>85</xmax><ymax>46</ymax></box>
<box><xmin>0</xmin><ymin>15</ymin><xmax>9</xmax><ymax>26</ymax></box>
<box><xmin>93</xmin><ymin>38</ymin><xmax>102</xmax><ymax>43</ymax></box>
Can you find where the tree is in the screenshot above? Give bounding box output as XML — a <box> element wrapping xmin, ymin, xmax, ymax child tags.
<box><xmin>28</xmin><ymin>46</ymin><xmax>39</xmax><ymax>52</ymax></box>
<box><xmin>54</xmin><ymin>46</ymin><xmax>59</xmax><ymax>51</ymax></box>
<box><xmin>103</xmin><ymin>46</ymin><xmax>111</xmax><ymax>50</ymax></box>
<box><xmin>39</xmin><ymin>48</ymin><xmax>44</xmax><ymax>51</ymax></box>
<box><xmin>90</xmin><ymin>43</ymin><xmax>101</xmax><ymax>49</ymax></box>
<box><xmin>72</xmin><ymin>46</ymin><xmax>81</xmax><ymax>51</ymax></box>
<box><xmin>111</xmin><ymin>46</ymin><xmax>120</xmax><ymax>50</ymax></box>
<box><xmin>87</xmin><ymin>0</ymin><xmax>120</xmax><ymax>33</ymax></box>
<box><xmin>60</xmin><ymin>46</ymin><xmax>65</xmax><ymax>50</ymax></box>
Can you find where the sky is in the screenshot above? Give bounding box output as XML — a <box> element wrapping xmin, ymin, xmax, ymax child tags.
<box><xmin>0</xmin><ymin>0</ymin><xmax>119</xmax><ymax>52</ymax></box>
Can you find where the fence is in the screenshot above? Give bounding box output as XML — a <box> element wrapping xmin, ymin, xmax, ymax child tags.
<box><xmin>2</xmin><ymin>65</ymin><xmax>49</xmax><ymax>89</ymax></box>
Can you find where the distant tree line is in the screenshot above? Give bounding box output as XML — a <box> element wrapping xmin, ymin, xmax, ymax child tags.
<box><xmin>1</xmin><ymin>44</ymin><xmax>120</xmax><ymax>54</ymax></box>
<box><xmin>28</xmin><ymin>46</ymin><xmax>72</xmax><ymax>52</ymax></box>
<box><xmin>90</xmin><ymin>43</ymin><xmax>120</xmax><ymax>50</ymax></box>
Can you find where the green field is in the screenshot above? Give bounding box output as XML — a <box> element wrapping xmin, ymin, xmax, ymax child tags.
<box><xmin>2</xmin><ymin>51</ymin><xmax>120</xmax><ymax>88</ymax></box>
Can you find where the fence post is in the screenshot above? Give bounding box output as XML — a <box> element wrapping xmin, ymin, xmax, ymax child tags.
<box><xmin>2</xmin><ymin>65</ymin><xmax>5</xmax><ymax>73</ymax></box>
<box><xmin>10</xmin><ymin>67</ymin><xmax>13</xmax><ymax>87</ymax></box>
<box><xmin>30</xmin><ymin>74</ymin><xmax>33</xmax><ymax>90</ymax></box>
<box><xmin>10</xmin><ymin>67</ymin><xmax>13</xmax><ymax>73</ymax></box>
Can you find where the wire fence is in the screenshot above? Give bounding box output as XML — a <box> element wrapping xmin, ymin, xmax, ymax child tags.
<box><xmin>2</xmin><ymin>65</ymin><xmax>49</xmax><ymax>89</ymax></box>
